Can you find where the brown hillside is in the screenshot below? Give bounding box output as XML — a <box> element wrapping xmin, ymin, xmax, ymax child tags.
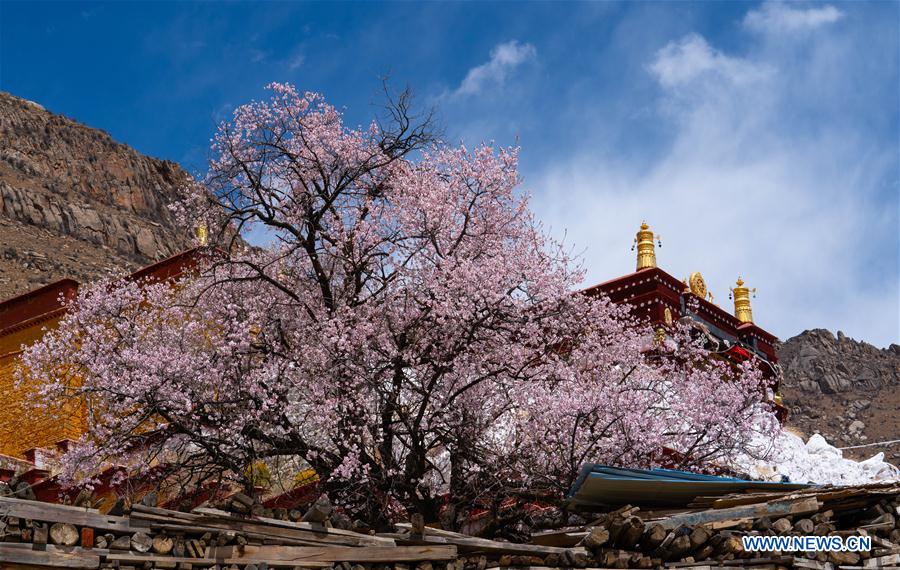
<box><xmin>0</xmin><ymin>92</ymin><xmax>192</xmax><ymax>300</ymax></box>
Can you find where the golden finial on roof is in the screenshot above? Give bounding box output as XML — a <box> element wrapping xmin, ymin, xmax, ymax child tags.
<box><xmin>194</xmin><ymin>222</ymin><xmax>208</xmax><ymax>247</ymax></box>
<box><xmin>632</xmin><ymin>221</ymin><xmax>661</xmax><ymax>271</ymax></box>
<box><xmin>729</xmin><ymin>276</ymin><xmax>757</xmax><ymax>323</ymax></box>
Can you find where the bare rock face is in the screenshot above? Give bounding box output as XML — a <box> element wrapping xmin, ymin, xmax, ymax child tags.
<box><xmin>779</xmin><ymin>329</ymin><xmax>900</xmax><ymax>394</ymax></box>
<box><xmin>778</xmin><ymin>329</ymin><xmax>900</xmax><ymax>465</ymax></box>
<box><xmin>0</xmin><ymin>92</ymin><xmax>192</xmax><ymax>299</ymax></box>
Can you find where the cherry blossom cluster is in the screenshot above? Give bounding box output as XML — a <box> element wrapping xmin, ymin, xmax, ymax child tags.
<box><xmin>20</xmin><ymin>84</ymin><xmax>777</xmax><ymax>525</ymax></box>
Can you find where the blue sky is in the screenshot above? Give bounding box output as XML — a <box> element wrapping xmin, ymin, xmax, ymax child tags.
<box><xmin>1</xmin><ymin>1</ymin><xmax>898</xmax><ymax>346</ymax></box>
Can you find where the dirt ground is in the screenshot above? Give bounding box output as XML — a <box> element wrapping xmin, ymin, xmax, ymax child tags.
<box><xmin>783</xmin><ymin>383</ymin><xmax>900</xmax><ymax>465</ymax></box>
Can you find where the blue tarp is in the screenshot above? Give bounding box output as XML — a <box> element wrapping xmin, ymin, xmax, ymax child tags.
<box><xmin>567</xmin><ymin>464</ymin><xmax>811</xmax><ymax>508</ymax></box>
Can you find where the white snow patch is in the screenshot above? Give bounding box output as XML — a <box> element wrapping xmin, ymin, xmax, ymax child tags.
<box><xmin>736</xmin><ymin>431</ymin><xmax>899</xmax><ymax>486</ymax></box>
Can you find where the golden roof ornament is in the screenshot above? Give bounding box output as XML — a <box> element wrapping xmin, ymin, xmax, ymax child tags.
<box><xmin>194</xmin><ymin>222</ymin><xmax>208</xmax><ymax>247</ymax></box>
<box><xmin>632</xmin><ymin>221</ymin><xmax>661</xmax><ymax>271</ymax></box>
<box><xmin>729</xmin><ymin>276</ymin><xmax>757</xmax><ymax>324</ymax></box>
<box><xmin>688</xmin><ymin>271</ymin><xmax>707</xmax><ymax>299</ymax></box>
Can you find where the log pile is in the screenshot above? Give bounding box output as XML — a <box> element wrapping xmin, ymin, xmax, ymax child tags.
<box><xmin>521</xmin><ymin>483</ymin><xmax>900</xmax><ymax>570</ymax></box>
<box><xmin>0</xmin><ymin>483</ymin><xmax>898</xmax><ymax>569</ymax></box>
<box><xmin>0</xmin><ymin>496</ymin><xmax>451</xmax><ymax>569</ymax></box>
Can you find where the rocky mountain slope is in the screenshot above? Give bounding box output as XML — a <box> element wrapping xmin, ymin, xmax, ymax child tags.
<box><xmin>0</xmin><ymin>92</ymin><xmax>191</xmax><ymax>300</ymax></box>
<box><xmin>779</xmin><ymin>329</ymin><xmax>900</xmax><ymax>465</ymax></box>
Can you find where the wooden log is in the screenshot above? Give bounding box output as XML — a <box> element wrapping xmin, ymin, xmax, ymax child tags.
<box><xmin>301</xmin><ymin>496</ymin><xmax>332</xmax><ymax>523</ymax></box>
<box><xmin>754</xmin><ymin>517</ymin><xmax>773</xmax><ymax>531</ymax></box>
<box><xmin>688</xmin><ymin>526</ymin><xmax>711</xmax><ymax>550</ymax></box>
<box><xmin>793</xmin><ymin>518</ymin><xmax>814</xmax><ymax>534</ymax></box>
<box><xmin>106</xmin><ymin>552</ymin><xmax>331</xmax><ymax>567</ymax></box>
<box><xmin>771</xmin><ymin>518</ymin><xmax>792</xmax><ymax>534</ymax></box>
<box><xmin>131</xmin><ymin>531</ymin><xmax>153</xmax><ymax>553</ymax></box>
<box><xmin>139</xmin><ymin>505</ymin><xmax>393</xmax><ymax>547</ymax></box>
<box><xmin>33</xmin><ymin>522</ymin><xmax>48</xmax><ymax>545</ymax></box>
<box><xmin>186</xmin><ymin>538</ymin><xmax>204</xmax><ymax>558</ymax></box>
<box><xmin>81</xmin><ymin>527</ymin><xmax>94</xmax><ymax>549</ymax></box>
<box><xmin>0</xmin><ymin>544</ymin><xmax>100</xmax><ymax>568</ymax></box>
<box><xmin>655</xmin><ymin>498</ymin><xmax>820</xmax><ymax>530</ymax></box>
<box><xmin>49</xmin><ymin>522</ymin><xmax>80</xmax><ymax>546</ymax></box>
<box><xmin>664</xmin><ymin>535</ymin><xmax>692</xmax><ymax>562</ymax></box>
<box><xmin>208</xmin><ymin>544</ymin><xmax>457</xmax><ymax>563</ymax></box>
<box><xmin>568</xmin><ymin>550</ymin><xmax>591</xmax><ymax>568</ymax></box>
<box><xmin>0</xmin><ymin>496</ymin><xmax>146</xmax><ymax>533</ymax></box>
<box><xmin>827</xmin><ymin>550</ymin><xmax>861</xmax><ymax>566</ymax></box>
<box><xmin>378</xmin><ymin>532</ymin><xmax>586</xmax><ymax>556</ymax></box>
<box><xmin>409</xmin><ymin>514</ymin><xmax>425</xmax><ymax>537</ymax></box>
<box><xmin>109</xmin><ymin>535</ymin><xmax>132</xmax><ymax>550</ymax></box>
<box><xmin>693</xmin><ymin>545</ymin><xmax>714</xmax><ymax>562</ymax></box>
<box><xmin>135</xmin><ymin>516</ymin><xmax>381</xmax><ymax>548</ymax></box>
<box><xmin>813</xmin><ymin>522</ymin><xmax>834</xmax><ymax>536</ymax></box>
<box><xmin>610</xmin><ymin>550</ymin><xmax>632</xmax><ymax>569</ymax></box>
<box><xmin>606</xmin><ymin>516</ymin><xmax>626</xmax><ymax>545</ymax></box>
<box><xmin>580</xmin><ymin>527</ymin><xmax>610</xmax><ymax>550</ymax></box>
<box><xmin>651</xmin><ymin>529</ymin><xmax>677</xmax><ymax>558</ymax></box>
<box><xmin>640</xmin><ymin>524</ymin><xmax>666</xmax><ymax>551</ymax></box>
<box><xmin>153</xmin><ymin>534</ymin><xmax>175</xmax><ymax>555</ymax></box>
<box><xmin>531</xmin><ymin>529</ymin><xmax>588</xmax><ymax>548</ymax></box>
<box><xmin>715</xmin><ymin>536</ymin><xmax>743</xmax><ymax>557</ymax></box>
<box><xmin>617</xmin><ymin>517</ymin><xmax>643</xmax><ymax>550</ymax></box>
<box><xmin>863</xmin><ymin>552</ymin><xmax>900</xmax><ymax>567</ymax></box>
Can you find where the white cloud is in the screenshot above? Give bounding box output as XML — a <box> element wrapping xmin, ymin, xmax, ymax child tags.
<box><xmin>744</xmin><ymin>1</ymin><xmax>844</xmax><ymax>34</ymax></box>
<box><xmin>530</xmin><ymin>25</ymin><xmax>898</xmax><ymax>347</ymax></box>
<box><xmin>454</xmin><ymin>40</ymin><xmax>536</xmax><ymax>97</ymax></box>
<box><xmin>649</xmin><ymin>33</ymin><xmax>771</xmax><ymax>88</ymax></box>
<box><xmin>287</xmin><ymin>53</ymin><xmax>305</xmax><ymax>71</ymax></box>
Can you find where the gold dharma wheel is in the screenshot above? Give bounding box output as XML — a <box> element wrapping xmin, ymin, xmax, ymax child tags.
<box><xmin>688</xmin><ymin>271</ymin><xmax>707</xmax><ymax>299</ymax></box>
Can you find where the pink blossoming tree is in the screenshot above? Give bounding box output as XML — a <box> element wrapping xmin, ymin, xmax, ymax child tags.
<box><xmin>21</xmin><ymin>84</ymin><xmax>777</xmax><ymax>528</ymax></box>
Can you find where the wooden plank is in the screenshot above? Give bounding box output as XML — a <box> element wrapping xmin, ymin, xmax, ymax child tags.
<box><xmin>790</xmin><ymin>557</ymin><xmax>834</xmax><ymax>570</ymax></box>
<box><xmin>0</xmin><ymin>497</ymin><xmax>147</xmax><ymax>534</ymax></box>
<box><xmin>208</xmin><ymin>544</ymin><xmax>457</xmax><ymax>562</ymax></box>
<box><xmin>395</xmin><ymin>522</ymin><xmax>473</xmax><ymax>539</ymax></box>
<box><xmin>493</xmin><ymin>567</ymin><xmax>660</xmax><ymax>570</ymax></box>
<box><xmin>863</xmin><ymin>553</ymin><xmax>900</xmax><ymax>568</ymax></box>
<box><xmin>0</xmin><ymin>544</ymin><xmax>110</xmax><ymax>556</ymax></box>
<box><xmin>138</xmin><ymin>522</ymin><xmax>346</xmax><ymax>547</ymax></box>
<box><xmin>656</xmin><ymin>497</ymin><xmax>821</xmax><ymax>530</ymax></box>
<box><xmin>131</xmin><ymin>504</ymin><xmax>387</xmax><ymax>546</ymax></box>
<box><xmin>213</xmin><ymin>509</ymin><xmax>395</xmax><ymax>545</ymax></box>
<box><xmin>377</xmin><ymin>533</ymin><xmax>587</xmax><ymax>556</ymax></box>
<box><xmin>0</xmin><ymin>544</ymin><xmax>100</xmax><ymax>569</ymax></box>
<box><xmin>250</xmin><ymin>517</ymin><xmax>399</xmax><ymax>545</ymax></box>
<box><xmin>105</xmin><ymin>553</ymin><xmax>332</xmax><ymax>567</ymax></box>
<box><xmin>528</xmin><ymin>529</ymin><xmax>589</xmax><ymax>548</ymax></box>
<box><xmin>131</xmin><ymin>514</ymin><xmax>362</xmax><ymax>546</ymax></box>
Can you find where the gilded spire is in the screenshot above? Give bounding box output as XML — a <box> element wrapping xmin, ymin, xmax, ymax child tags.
<box><xmin>730</xmin><ymin>277</ymin><xmax>757</xmax><ymax>324</ymax></box>
<box><xmin>633</xmin><ymin>221</ymin><xmax>661</xmax><ymax>271</ymax></box>
<box><xmin>194</xmin><ymin>222</ymin><xmax>208</xmax><ymax>247</ymax></box>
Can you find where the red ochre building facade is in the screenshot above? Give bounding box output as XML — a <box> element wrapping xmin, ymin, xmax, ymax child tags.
<box><xmin>582</xmin><ymin>222</ymin><xmax>784</xmax><ymax>419</ymax></box>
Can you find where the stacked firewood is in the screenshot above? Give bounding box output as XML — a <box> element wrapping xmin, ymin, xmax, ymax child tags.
<box><xmin>0</xmin><ymin>483</ymin><xmax>899</xmax><ymax>569</ymax></box>
<box><xmin>0</xmin><ymin>495</ymin><xmax>454</xmax><ymax>569</ymax></box>
<box><xmin>517</xmin><ymin>483</ymin><xmax>900</xmax><ymax>569</ymax></box>
<box><xmin>385</xmin><ymin>484</ymin><xmax>900</xmax><ymax>569</ymax></box>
